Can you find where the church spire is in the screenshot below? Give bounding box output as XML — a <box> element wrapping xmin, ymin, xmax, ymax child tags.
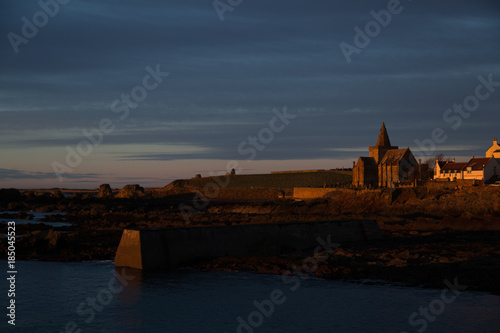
<box><xmin>376</xmin><ymin>122</ymin><xmax>392</xmax><ymax>147</ymax></box>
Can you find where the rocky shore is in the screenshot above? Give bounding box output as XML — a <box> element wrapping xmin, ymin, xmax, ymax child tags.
<box><xmin>192</xmin><ymin>231</ymin><xmax>500</xmax><ymax>294</ymax></box>
<box><xmin>1</xmin><ymin>185</ymin><xmax>499</xmax><ymax>294</ymax></box>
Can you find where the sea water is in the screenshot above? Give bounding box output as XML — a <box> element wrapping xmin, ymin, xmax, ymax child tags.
<box><xmin>0</xmin><ymin>260</ymin><xmax>499</xmax><ymax>333</ymax></box>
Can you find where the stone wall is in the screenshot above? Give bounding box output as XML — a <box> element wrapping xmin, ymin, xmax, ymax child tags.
<box><xmin>379</xmin><ymin>163</ymin><xmax>401</xmax><ymax>187</ymax></box>
<box><xmin>271</xmin><ymin>169</ymin><xmax>325</xmax><ymax>174</ymax></box>
<box><xmin>114</xmin><ymin>220</ymin><xmax>382</xmax><ymax>270</ymax></box>
<box><xmin>424</xmin><ymin>179</ymin><xmax>478</xmax><ymax>190</ymax></box>
<box><xmin>293</xmin><ymin>187</ymin><xmax>350</xmax><ymax>199</ymax></box>
<box><xmin>203</xmin><ymin>188</ymin><xmax>284</xmax><ymax>201</ymax></box>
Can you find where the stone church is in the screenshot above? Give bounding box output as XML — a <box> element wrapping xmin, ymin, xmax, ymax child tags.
<box><xmin>353</xmin><ymin>123</ymin><xmax>419</xmax><ymax>188</ymax></box>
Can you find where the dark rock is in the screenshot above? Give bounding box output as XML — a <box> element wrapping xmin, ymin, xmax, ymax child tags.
<box><xmin>115</xmin><ymin>184</ymin><xmax>145</xmax><ymax>199</ymax></box>
<box><xmin>0</xmin><ymin>188</ymin><xmax>23</xmax><ymax>202</ymax></box>
<box><xmin>97</xmin><ymin>184</ymin><xmax>113</xmax><ymax>199</ymax></box>
<box><xmin>19</xmin><ymin>229</ymin><xmax>62</xmax><ymax>256</ymax></box>
<box><xmin>51</xmin><ymin>190</ymin><xmax>64</xmax><ymax>199</ymax></box>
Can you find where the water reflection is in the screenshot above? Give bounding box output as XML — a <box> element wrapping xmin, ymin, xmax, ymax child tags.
<box><xmin>114</xmin><ymin>266</ymin><xmax>143</xmax><ymax>331</ymax></box>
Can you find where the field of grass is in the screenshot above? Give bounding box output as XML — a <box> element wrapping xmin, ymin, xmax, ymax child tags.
<box><xmin>172</xmin><ymin>171</ymin><xmax>352</xmax><ymax>190</ymax></box>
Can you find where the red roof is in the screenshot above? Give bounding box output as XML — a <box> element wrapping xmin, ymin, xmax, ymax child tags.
<box><xmin>441</xmin><ymin>162</ymin><xmax>467</xmax><ymax>172</ymax></box>
<box><xmin>464</xmin><ymin>158</ymin><xmax>491</xmax><ymax>171</ymax></box>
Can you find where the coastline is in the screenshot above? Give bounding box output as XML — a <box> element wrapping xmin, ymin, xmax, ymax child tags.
<box><xmin>1</xmin><ymin>186</ymin><xmax>500</xmax><ymax>294</ymax></box>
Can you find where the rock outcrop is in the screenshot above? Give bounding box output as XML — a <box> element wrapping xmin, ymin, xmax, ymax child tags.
<box><xmin>115</xmin><ymin>184</ymin><xmax>145</xmax><ymax>199</ymax></box>
<box><xmin>19</xmin><ymin>229</ymin><xmax>61</xmax><ymax>254</ymax></box>
<box><xmin>50</xmin><ymin>190</ymin><xmax>64</xmax><ymax>199</ymax></box>
<box><xmin>97</xmin><ymin>184</ymin><xmax>113</xmax><ymax>198</ymax></box>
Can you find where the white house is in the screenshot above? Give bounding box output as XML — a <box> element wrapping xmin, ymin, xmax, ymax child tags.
<box><xmin>462</xmin><ymin>157</ymin><xmax>500</xmax><ymax>182</ymax></box>
<box><xmin>434</xmin><ymin>137</ymin><xmax>500</xmax><ymax>183</ymax></box>
<box><xmin>435</xmin><ymin>159</ymin><xmax>467</xmax><ymax>180</ymax></box>
<box><xmin>435</xmin><ymin>157</ymin><xmax>500</xmax><ymax>182</ymax></box>
<box><xmin>486</xmin><ymin>138</ymin><xmax>500</xmax><ymax>158</ymax></box>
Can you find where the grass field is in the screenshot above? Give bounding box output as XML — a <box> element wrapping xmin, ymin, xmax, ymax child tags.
<box><xmin>172</xmin><ymin>171</ymin><xmax>352</xmax><ymax>189</ymax></box>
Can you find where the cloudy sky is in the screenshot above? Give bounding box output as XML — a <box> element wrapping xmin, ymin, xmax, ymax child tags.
<box><xmin>1</xmin><ymin>0</ymin><xmax>499</xmax><ymax>188</ymax></box>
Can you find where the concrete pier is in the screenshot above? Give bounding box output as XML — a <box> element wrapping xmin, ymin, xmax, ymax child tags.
<box><xmin>114</xmin><ymin>220</ymin><xmax>382</xmax><ymax>270</ymax></box>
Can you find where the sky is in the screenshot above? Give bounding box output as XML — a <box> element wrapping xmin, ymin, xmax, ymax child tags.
<box><xmin>0</xmin><ymin>0</ymin><xmax>499</xmax><ymax>189</ymax></box>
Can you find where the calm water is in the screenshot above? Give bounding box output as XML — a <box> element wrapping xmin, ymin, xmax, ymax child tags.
<box><xmin>0</xmin><ymin>211</ymin><xmax>71</xmax><ymax>227</ymax></box>
<box><xmin>1</xmin><ymin>260</ymin><xmax>499</xmax><ymax>333</ymax></box>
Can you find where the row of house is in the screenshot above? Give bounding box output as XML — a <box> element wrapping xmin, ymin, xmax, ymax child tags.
<box><xmin>434</xmin><ymin>138</ymin><xmax>500</xmax><ymax>182</ymax></box>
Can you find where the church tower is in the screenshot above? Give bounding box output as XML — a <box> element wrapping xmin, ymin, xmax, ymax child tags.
<box><xmin>369</xmin><ymin>123</ymin><xmax>398</xmax><ymax>163</ymax></box>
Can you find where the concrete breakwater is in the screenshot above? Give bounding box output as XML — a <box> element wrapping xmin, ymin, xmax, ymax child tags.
<box><xmin>114</xmin><ymin>220</ymin><xmax>382</xmax><ymax>270</ymax></box>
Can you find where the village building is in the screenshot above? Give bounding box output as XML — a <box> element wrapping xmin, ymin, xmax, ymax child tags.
<box><xmin>463</xmin><ymin>157</ymin><xmax>500</xmax><ymax>182</ymax></box>
<box><xmin>435</xmin><ymin>159</ymin><xmax>468</xmax><ymax>180</ymax></box>
<box><xmin>486</xmin><ymin>138</ymin><xmax>500</xmax><ymax>158</ymax></box>
<box><xmin>353</xmin><ymin>123</ymin><xmax>419</xmax><ymax>188</ymax></box>
<box><xmin>434</xmin><ymin>138</ymin><xmax>500</xmax><ymax>183</ymax></box>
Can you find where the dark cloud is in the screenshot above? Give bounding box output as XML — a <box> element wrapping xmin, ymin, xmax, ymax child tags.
<box><xmin>0</xmin><ymin>0</ymin><xmax>499</xmax><ymax>186</ymax></box>
<box><xmin>0</xmin><ymin>168</ymin><xmax>103</xmax><ymax>181</ymax></box>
